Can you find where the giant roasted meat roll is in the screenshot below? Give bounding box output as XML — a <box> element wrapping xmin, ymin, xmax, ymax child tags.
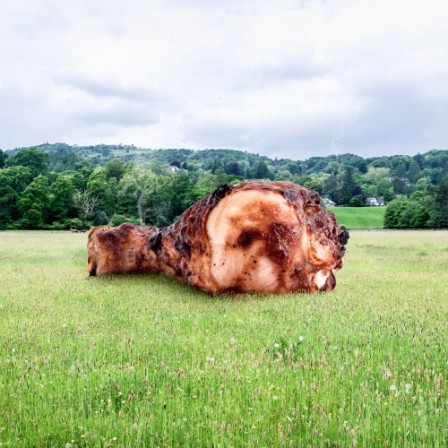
<box><xmin>88</xmin><ymin>181</ymin><xmax>349</xmax><ymax>294</ymax></box>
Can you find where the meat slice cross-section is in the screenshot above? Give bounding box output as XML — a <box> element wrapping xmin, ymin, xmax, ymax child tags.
<box><xmin>87</xmin><ymin>181</ymin><xmax>348</xmax><ymax>294</ymax></box>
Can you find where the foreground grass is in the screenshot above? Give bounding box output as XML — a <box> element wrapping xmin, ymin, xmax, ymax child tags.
<box><xmin>0</xmin><ymin>230</ymin><xmax>447</xmax><ymax>447</ymax></box>
<box><xmin>328</xmin><ymin>207</ymin><xmax>386</xmax><ymax>229</ymax></box>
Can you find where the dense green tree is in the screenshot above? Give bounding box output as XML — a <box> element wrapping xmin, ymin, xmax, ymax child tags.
<box><xmin>105</xmin><ymin>158</ymin><xmax>125</xmax><ymax>181</ymax></box>
<box><xmin>63</xmin><ymin>170</ymin><xmax>89</xmax><ymax>192</ymax></box>
<box><xmin>5</xmin><ymin>149</ymin><xmax>49</xmax><ymax>177</ymax></box>
<box><xmin>49</xmin><ymin>175</ymin><xmax>75</xmax><ymax>223</ymax></box>
<box><xmin>19</xmin><ymin>175</ymin><xmax>51</xmax><ymax>228</ymax></box>
<box><xmin>302</xmin><ymin>177</ymin><xmax>323</xmax><ymax>195</ymax></box>
<box><xmin>0</xmin><ymin>149</ymin><xmax>7</xmax><ymax>168</ymax></box>
<box><xmin>251</xmin><ymin>161</ymin><xmax>273</xmax><ymax>179</ymax></box>
<box><xmin>399</xmin><ymin>200</ymin><xmax>425</xmax><ymax>227</ymax></box>
<box><xmin>0</xmin><ymin>185</ymin><xmax>19</xmax><ymax>228</ymax></box>
<box><xmin>407</xmin><ymin>159</ymin><xmax>422</xmax><ymax>183</ymax></box>
<box><xmin>392</xmin><ymin>177</ymin><xmax>408</xmax><ymax>195</ymax></box>
<box><xmin>224</xmin><ymin>161</ymin><xmax>241</xmax><ymax>176</ymax></box>
<box><xmin>435</xmin><ymin>171</ymin><xmax>448</xmax><ymax>227</ymax></box>
<box><xmin>86</xmin><ymin>168</ymin><xmax>114</xmax><ymax>216</ymax></box>
<box><xmin>116</xmin><ymin>167</ymin><xmax>159</xmax><ymax>224</ymax></box>
<box><xmin>1</xmin><ymin>143</ymin><xmax>448</xmax><ymax>230</ymax></box>
<box><xmin>332</xmin><ymin>166</ymin><xmax>356</xmax><ymax>206</ymax></box>
<box><xmin>349</xmin><ymin>195</ymin><xmax>365</xmax><ymax>207</ymax></box>
<box><xmin>210</xmin><ymin>158</ymin><xmax>222</xmax><ymax>174</ymax></box>
<box><xmin>281</xmin><ymin>161</ymin><xmax>300</xmax><ymax>175</ymax></box>
<box><xmin>413</xmin><ymin>153</ymin><xmax>425</xmax><ymax>170</ymax></box>
<box><xmin>93</xmin><ymin>210</ymin><xmax>108</xmax><ymax>226</ymax></box>
<box><xmin>384</xmin><ymin>199</ymin><xmax>406</xmax><ymax>228</ymax></box>
<box><xmin>0</xmin><ymin>167</ymin><xmax>33</xmax><ymax>227</ymax></box>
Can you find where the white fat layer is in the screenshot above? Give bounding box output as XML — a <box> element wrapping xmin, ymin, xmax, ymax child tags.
<box><xmin>313</xmin><ymin>270</ymin><xmax>329</xmax><ymax>289</ymax></box>
<box><xmin>206</xmin><ymin>190</ymin><xmax>292</xmax><ymax>292</ymax></box>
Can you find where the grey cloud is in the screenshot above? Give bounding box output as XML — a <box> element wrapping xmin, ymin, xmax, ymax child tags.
<box><xmin>335</xmin><ymin>88</ymin><xmax>436</xmax><ymax>156</ymax></box>
<box><xmin>184</xmin><ymin>119</ymin><xmax>250</xmax><ymax>149</ymax></box>
<box><xmin>55</xmin><ymin>74</ymin><xmax>162</xmax><ymax>103</ymax></box>
<box><xmin>72</xmin><ymin>104</ymin><xmax>160</xmax><ymax>127</ymax></box>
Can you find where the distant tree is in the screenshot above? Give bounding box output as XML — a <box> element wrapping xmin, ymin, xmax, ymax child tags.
<box><xmin>105</xmin><ymin>158</ymin><xmax>125</xmax><ymax>181</ymax></box>
<box><xmin>251</xmin><ymin>161</ymin><xmax>273</xmax><ymax>180</ymax></box>
<box><xmin>392</xmin><ymin>177</ymin><xmax>408</xmax><ymax>195</ymax></box>
<box><xmin>93</xmin><ymin>210</ymin><xmax>108</xmax><ymax>226</ymax></box>
<box><xmin>109</xmin><ymin>214</ymin><xmax>139</xmax><ymax>226</ymax></box>
<box><xmin>19</xmin><ymin>175</ymin><xmax>51</xmax><ymax>228</ymax></box>
<box><xmin>49</xmin><ymin>175</ymin><xmax>75</xmax><ymax>223</ymax></box>
<box><xmin>0</xmin><ymin>166</ymin><xmax>34</xmax><ymax>227</ymax></box>
<box><xmin>399</xmin><ymin>200</ymin><xmax>423</xmax><ymax>227</ymax></box>
<box><xmin>302</xmin><ymin>178</ymin><xmax>323</xmax><ymax>195</ymax></box>
<box><xmin>332</xmin><ymin>166</ymin><xmax>355</xmax><ymax>206</ymax></box>
<box><xmin>0</xmin><ymin>185</ymin><xmax>18</xmax><ymax>228</ymax></box>
<box><xmin>357</xmin><ymin>161</ymin><xmax>368</xmax><ymax>174</ymax></box>
<box><xmin>393</xmin><ymin>161</ymin><xmax>408</xmax><ymax>179</ymax></box>
<box><xmin>282</xmin><ymin>161</ymin><xmax>300</xmax><ymax>175</ymax></box>
<box><xmin>210</xmin><ymin>158</ymin><xmax>222</xmax><ymax>174</ymax></box>
<box><xmin>349</xmin><ymin>195</ymin><xmax>364</xmax><ymax>207</ymax></box>
<box><xmin>73</xmin><ymin>191</ymin><xmax>98</xmax><ymax>222</ymax></box>
<box><xmin>413</xmin><ymin>153</ymin><xmax>425</xmax><ymax>170</ymax></box>
<box><xmin>116</xmin><ymin>167</ymin><xmax>159</xmax><ymax>224</ymax></box>
<box><xmin>224</xmin><ymin>161</ymin><xmax>241</xmax><ymax>176</ymax></box>
<box><xmin>86</xmin><ymin>168</ymin><xmax>114</xmax><ymax>216</ymax></box>
<box><xmin>435</xmin><ymin>170</ymin><xmax>448</xmax><ymax>227</ymax></box>
<box><xmin>407</xmin><ymin>159</ymin><xmax>422</xmax><ymax>183</ymax></box>
<box><xmin>0</xmin><ymin>149</ymin><xmax>7</xmax><ymax>168</ymax></box>
<box><xmin>384</xmin><ymin>199</ymin><xmax>406</xmax><ymax>228</ymax></box>
<box><xmin>0</xmin><ymin>166</ymin><xmax>33</xmax><ymax>194</ymax></box>
<box><xmin>5</xmin><ymin>148</ymin><xmax>49</xmax><ymax>177</ymax></box>
<box><xmin>365</xmin><ymin>167</ymin><xmax>390</xmax><ymax>183</ymax></box>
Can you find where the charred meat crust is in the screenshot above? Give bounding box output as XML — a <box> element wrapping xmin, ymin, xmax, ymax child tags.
<box><xmin>148</xmin><ymin>232</ymin><xmax>163</xmax><ymax>252</ymax></box>
<box><xmin>88</xmin><ymin>182</ymin><xmax>348</xmax><ymax>294</ymax></box>
<box><xmin>338</xmin><ymin>230</ymin><xmax>350</xmax><ymax>246</ymax></box>
<box><xmin>207</xmin><ymin>184</ymin><xmax>233</xmax><ymax>209</ymax></box>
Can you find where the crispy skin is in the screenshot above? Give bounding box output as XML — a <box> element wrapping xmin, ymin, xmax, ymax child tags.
<box><xmin>87</xmin><ymin>223</ymin><xmax>174</xmax><ymax>276</ymax></box>
<box><xmin>87</xmin><ymin>182</ymin><xmax>348</xmax><ymax>294</ymax></box>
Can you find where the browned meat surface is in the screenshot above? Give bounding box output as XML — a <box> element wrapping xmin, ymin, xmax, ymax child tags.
<box><xmin>87</xmin><ymin>223</ymin><xmax>174</xmax><ymax>277</ymax></box>
<box><xmin>88</xmin><ymin>181</ymin><xmax>348</xmax><ymax>294</ymax></box>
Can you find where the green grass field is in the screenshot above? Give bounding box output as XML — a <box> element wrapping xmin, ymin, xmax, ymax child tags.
<box><xmin>0</xmin><ymin>230</ymin><xmax>447</xmax><ymax>447</ymax></box>
<box><xmin>328</xmin><ymin>207</ymin><xmax>386</xmax><ymax>229</ymax></box>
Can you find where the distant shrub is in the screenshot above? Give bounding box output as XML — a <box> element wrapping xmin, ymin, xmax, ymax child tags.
<box><xmin>93</xmin><ymin>211</ymin><xmax>108</xmax><ymax>226</ymax></box>
<box><xmin>68</xmin><ymin>218</ymin><xmax>85</xmax><ymax>230</ymax></box>
<box><xmin>109</xmin><ymin>214</ymin><xmax>140</xmax><ymax>227</ymax></box>
<box><xmin>49</xmin><ymin>221</ymin><xmax>67</xmax><ymax>230</ymax></box>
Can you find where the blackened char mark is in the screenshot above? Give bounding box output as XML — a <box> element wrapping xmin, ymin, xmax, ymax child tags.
<box><xmin>208</xmin><ymin>184</ymin><xmax>232</xmax><ymax>209</ymax></box>
<box><xmin>267</xmin><ymin>223</ymin><xmax>292</xmax><ymax>260</ymax></box>
<box><xmin>174</xmin><ymin>238</ymin><xmax>192</xmax><ymax>259</ymax></box>
<box><xmin>320</xmin><ymin>271</ymin><xmax>336</xmax><ymax>292</ymax></box>
<box><xmin>148</xmin><ymin>232</ymin><xmax>163</xmax><ymax>252</ymax></box>
<box><xmin>300</xmin><ymin>189</ymin><xmax>321</xmax><ymax>205</ymax></box>
<box><xmin>338</xmin><ymin>230</ymin><xmax>350</xmax><ymax>246</ymax></box>
<box><xmin>237</xmin><ymin>229</ymin><xmax>262</xmax><ymax>248</ymax></box>
<box><xmin>282</xmin><ymin>188</ymin><xmax>298</xmax><ymax>202</ymax></box>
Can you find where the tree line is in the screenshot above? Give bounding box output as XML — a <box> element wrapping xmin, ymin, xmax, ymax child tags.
<box><xmin>0</xmin><ymin>145</ymin><xmax>447</xmax><ymax>230</ymax></box>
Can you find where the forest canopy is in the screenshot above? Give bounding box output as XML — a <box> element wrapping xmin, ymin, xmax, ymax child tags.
<box><xmin>0</xmin><ymin>144</ymin><xmax>447</xmax><ymax>230</ymax></box>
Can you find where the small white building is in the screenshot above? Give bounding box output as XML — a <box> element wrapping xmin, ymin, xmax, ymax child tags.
<box><xmin>167</xmin><ymin>165</ymin><xmax>182</xmax><ymax>173</ymax></box>
<box><xmin>323</xmin><ymin>198</ymin><xmax>336</xmax><ymax>207</ymax></box>
<box><xmin>366</xmin><ymin>197</ymin><xmax>385</xmax><ymax>206</ymax></box>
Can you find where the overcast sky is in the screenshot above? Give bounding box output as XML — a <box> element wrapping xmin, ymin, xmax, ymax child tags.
<box><xmin>1</xmin><ymin>0</ymin><xmax>447</xmax><ymax>160</ymax></box>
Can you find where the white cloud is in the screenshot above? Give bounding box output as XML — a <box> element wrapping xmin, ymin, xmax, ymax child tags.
<box><xmin>1</xmin><ymin>0</ymin><xmax>448</xmax><ymax>158</ymax></box>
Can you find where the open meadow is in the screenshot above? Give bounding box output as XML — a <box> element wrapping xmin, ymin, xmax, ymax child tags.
<box><xmin>327</xmin><ymin>207</ymin><xmax>386</xmax><ymax>230</ymax></box>
<box><xmin>0</xmin><ymin>230</ymin><xmax>447</xmax><ymax>447</ymax></box>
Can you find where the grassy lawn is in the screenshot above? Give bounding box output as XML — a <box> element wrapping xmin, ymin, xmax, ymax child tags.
<box><xmin>0</xmin><ymin>230</ymin><xmax>447</xmax><ymax>447</ymax></box>
<box><xmin>328</xmin><ymin>207</ymin><xmax>386</xmax><ymax>229</ymax></box>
